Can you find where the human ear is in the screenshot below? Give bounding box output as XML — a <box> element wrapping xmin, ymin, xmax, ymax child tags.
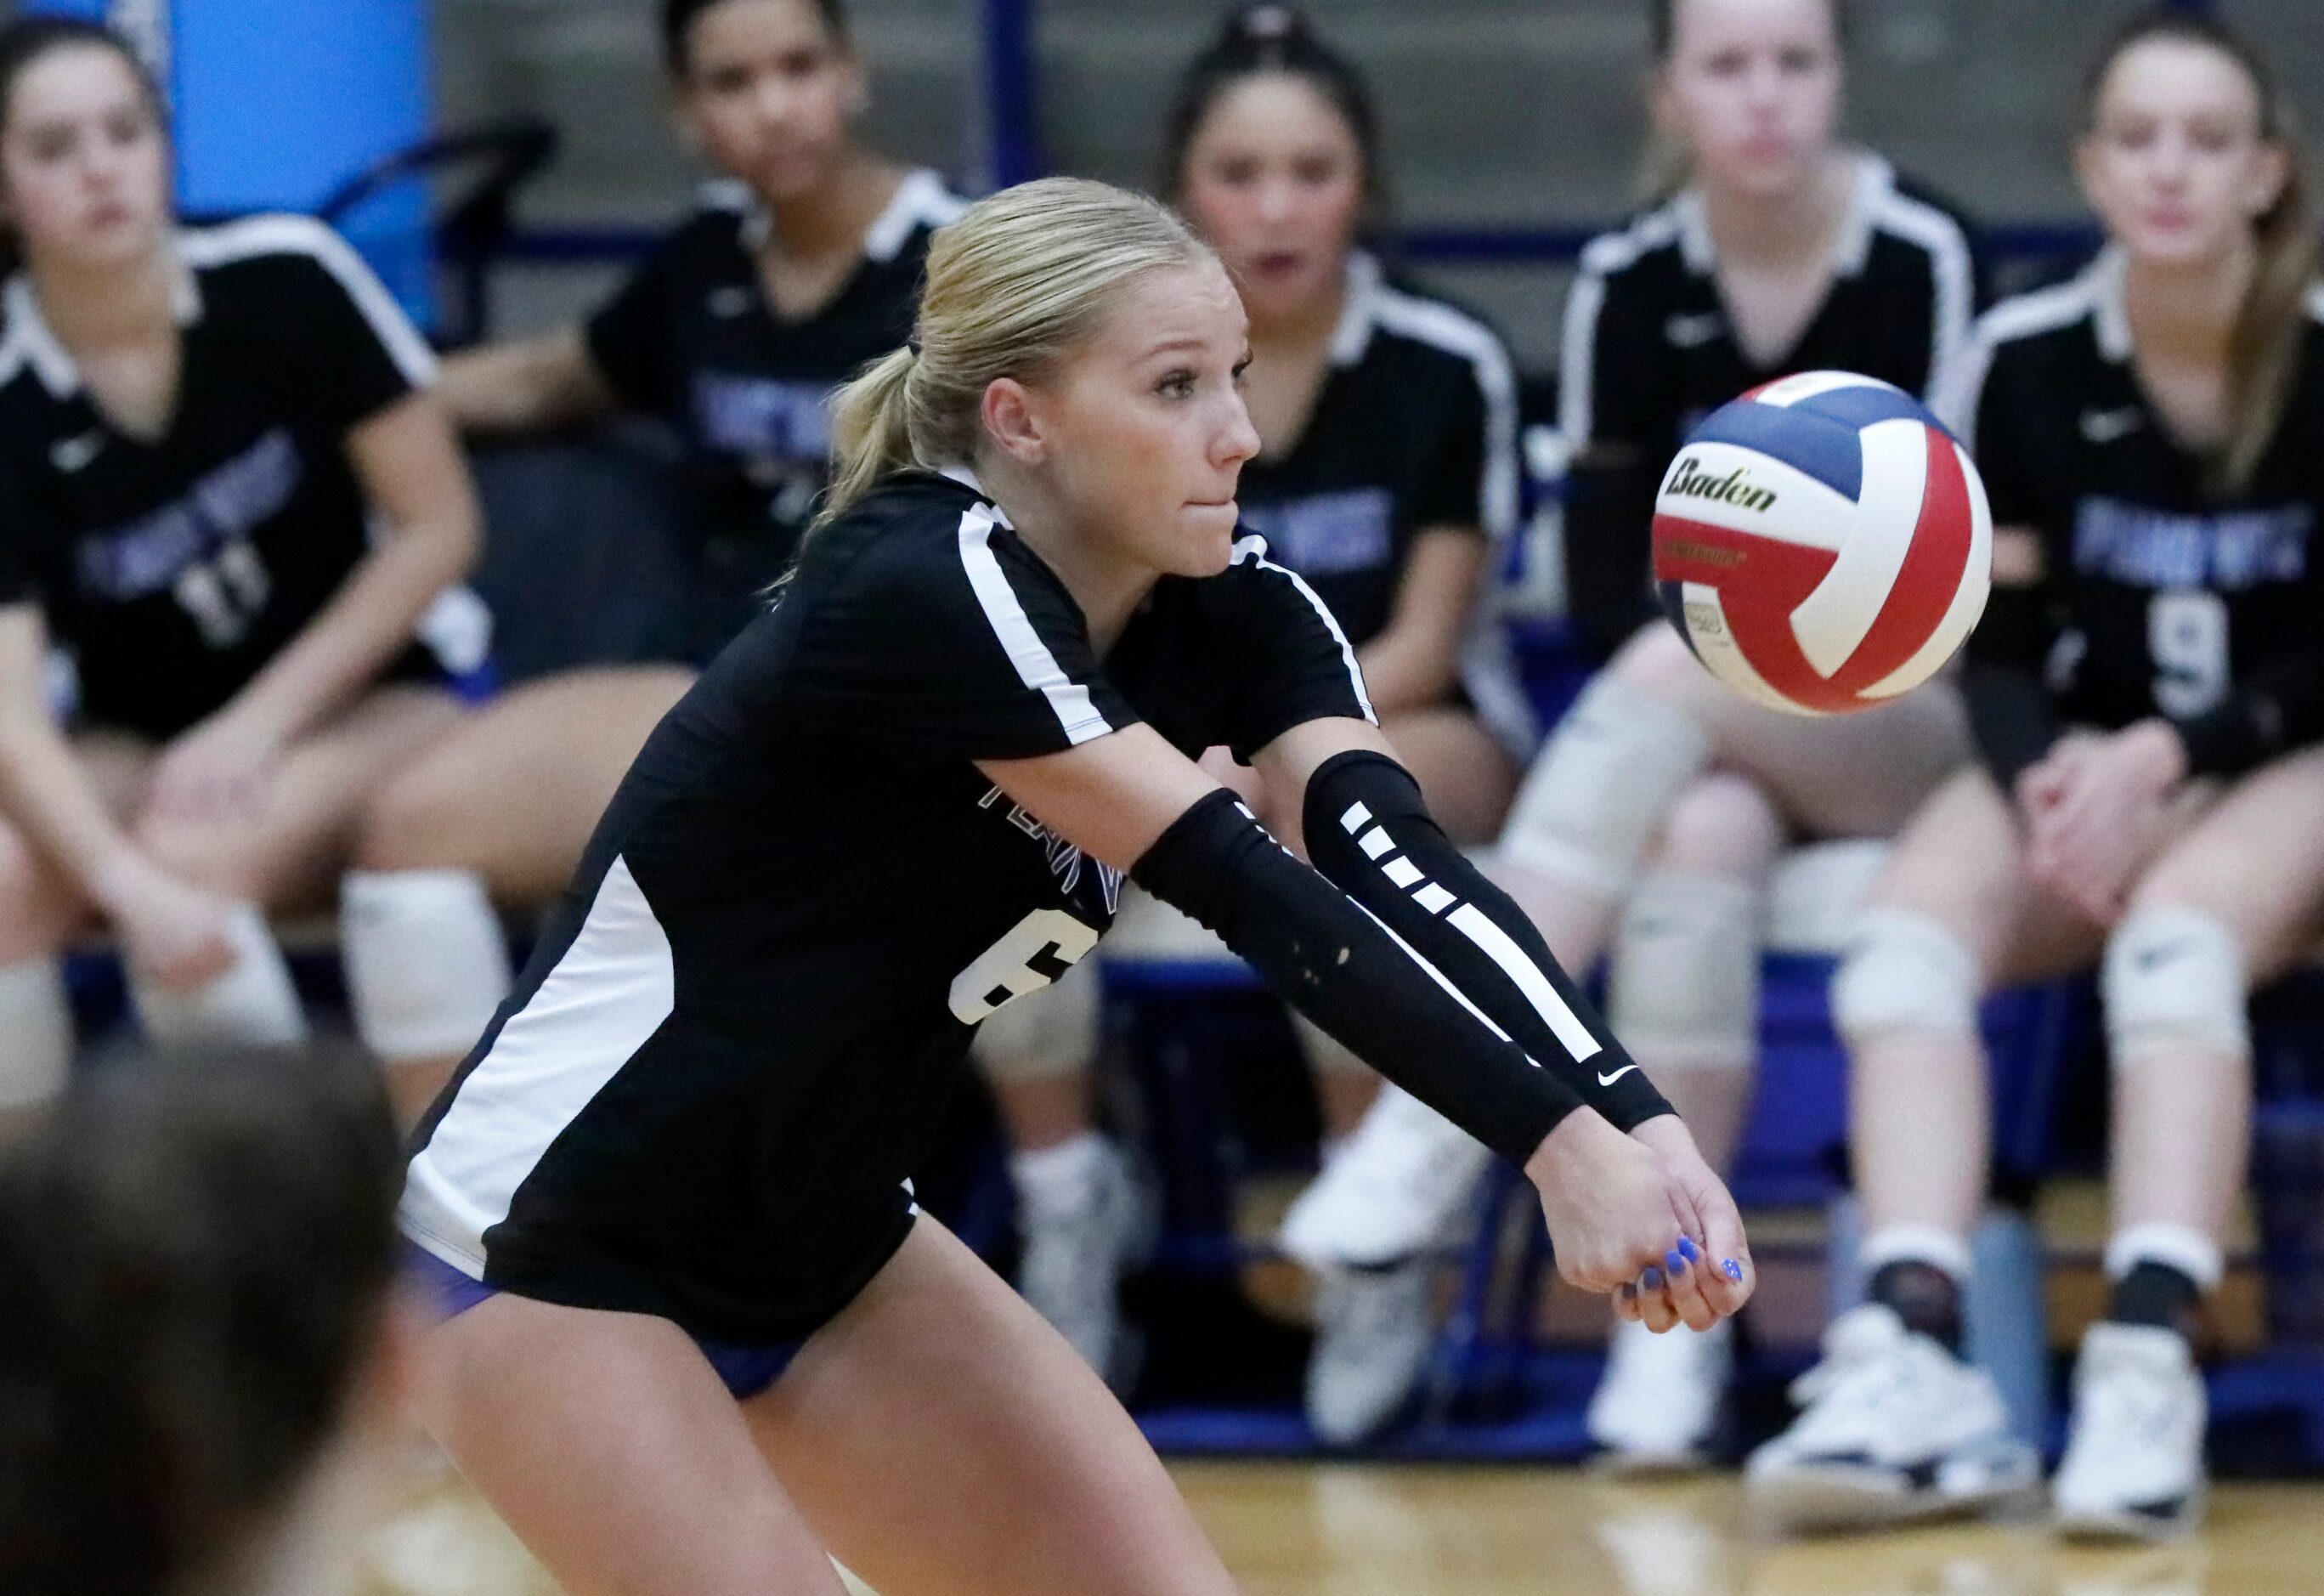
<box><xmin>981</xmin><ymin>376</ymin><xmax>1049</xmax><ymax>467</ymax></box>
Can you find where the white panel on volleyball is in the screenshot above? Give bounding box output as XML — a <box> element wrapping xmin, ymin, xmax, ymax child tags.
<box><xmin>1654</xmin><ymin>442</ymin><xmax>1856</xmax><ymax>549</ymax></box>
<box><xmin>1750</xmin><ymin>371</ymin><xmax>1908</xmax><ymax>407</ymax></box>
<box><xmin>1862</xmin><ymin>439</ymin><xmax>1995</xmax><ymax>699</ymax></box>
<box><xmin>1787</xmin><ymin>419</ymin><xmax>1929</xmax><ymax>678</ymax></box>
<box><xmin>1677</xmin><ymin>582</ymin><xmax>1818</xmax><ymax>716</ymax></box>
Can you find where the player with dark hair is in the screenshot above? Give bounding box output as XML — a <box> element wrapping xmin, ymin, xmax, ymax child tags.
<box><xmin>1752</xmin><ymin>7</ymin><xmax>2324</xmax><ymax>1537</ymax></box>
<box><xmin>402</xmin><ymin>177</ymin><xmax>1752</xmax><ymax>1596</ymax></box>
<box><xmin>0</xmin><ymin>18</ymin><xmax>478</xmax><ymax>1111</ymax></box>
<box><xmin>971</xmin><ymin>3</ymin><xmax>1530</xmax><ymax>1430</ymax></box>
<box><xmin>0</xmin><ymin>1042</ymin><xmax>410</xmax><ymax>1596</ymax></box>
<box><xmin>343</xmin><ymin>0</ymin><xmax>964</xmax><ymax>1118</ymax></box>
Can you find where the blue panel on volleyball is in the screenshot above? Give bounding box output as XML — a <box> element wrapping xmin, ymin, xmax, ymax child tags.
<box><xmin>1682</xmin><ymin>401</ymin><xmax>1864</xmax><ymax>500</ymax></box>
<box><xmin>23</xmin><ymin>0</ymin><xmax>435</xmax><ymax>329</ymax></box>
<box><xmin>1788</xmin><ymin>382</ymin><xmax>1944</xmax><ymax>435</ymax></box>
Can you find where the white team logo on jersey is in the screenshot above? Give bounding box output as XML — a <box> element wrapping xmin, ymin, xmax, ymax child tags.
<box><xmin>50</xmin><ymin>430</ymin><xmax>105</xmax><ymax>473</ymax></box>
<box><xmin>976</xmin><ymin>785</ymin><xmax>1125</xmax><ymax>915</ymax></box>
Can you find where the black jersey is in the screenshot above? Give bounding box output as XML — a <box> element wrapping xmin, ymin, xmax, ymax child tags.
<box><xmin>1561</xmin><ymin>153</ymin><xmax>1981</xmax><ymax>655</ymax></box>
<box><xmin>402</xmin><ymin>468</ymin><xmax>1372</xmax><ymax>1341</ymax></box>
<box><xmin>1943</xmin><ymin>250</ymin><xmax>2324</xmax><ymax>775</ymax></box>
<box><xmin>583</xmin><ymin>168</ymin><xmax>965</xmax><ymax>653</ymax></box>
<box><xmin>1236</xmin><ymin>252</ymin><xmax>1529</xmax><ymax>750</ymax></box>
<box><xmin>0</xmin><ymin>216</ymin><xmax>462</xmax><ymax>740</ymax></box>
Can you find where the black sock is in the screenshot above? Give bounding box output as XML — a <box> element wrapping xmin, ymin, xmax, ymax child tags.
<box><xmin>2109</xmin><ymin>1260</ymin><xmax>2202</xmax><ymax>1335</ymax></box>
<box><xmin>1869</xmin><ymin>1259</ymin><xmax>1965</xmax><ymax>1354</ymax></box>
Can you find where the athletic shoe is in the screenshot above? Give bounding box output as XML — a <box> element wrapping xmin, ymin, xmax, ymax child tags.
<box><xmin>2053</xmin><ymin>1322</ymin><xmax>2208</xmax><ymax>1541</ymax></box>
<box><xmin>1587</xmin><ymin>1317</ymin><xmax>1733</xmax><ymax>1472</ymax></box>
<box><xmin>1306</xmin><ymin>1258</ymin><xmax>1437</xmax><ymax>1444</ymax></box>
<box><xmin>1015</xmin><ymin>1137</ymin><xmax>1151</xmax><ymax>1388</ymax></box>
<box><xmin>1745</xmin><ymin>1304</ymin><xmax>2040</xmax><ymax>1531</ymax></box>
<box><xmin>1280</xmin><ymin>1086</ymin><xmax>1491</xmax><ymax>1271</ymax></box>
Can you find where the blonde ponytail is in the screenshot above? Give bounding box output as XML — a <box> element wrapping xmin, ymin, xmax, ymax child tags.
<box><xmin>823</xmin><ymin>345</ymin><xmax>919</xmax><ymax>526</ymax></box>
<box><xmin>817</xmin><ymin>177</ymin><xmax>1213</xmax><ymax>529</ymax></box>
<box><xmin>2222</xmin><ymin>105</ymin><xmax>2318</xmax><ymax>494</ymax></box>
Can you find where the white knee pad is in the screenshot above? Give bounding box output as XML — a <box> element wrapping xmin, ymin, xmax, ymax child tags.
<box><xmin>1499</xmin><ymin>674</ymin><xmax>1711</xmax><ymax>897</ymax></box>
<box><xmin>129</xmin><ymin>902</ymin><xmax>308</xmax><ymax>1045</ymax></box>
<box><xmin>1608</xmin><ymin>872</ymin><xmax>1764</xmax><ymax>1067</ymax></box>
<box><xmin>341</xmin><ymin>869</ymin><xmax>512</xmax><ymax>1062</ymax></box>
<box><xmin>2101</xmin><ymin>904</ymin><xmax>2249</xmax><ymax>1068</ymax></box>
<box><xmin>1830</xmin><ymin>908</ymin><xmax>1981</xmax><ymax>1047</ymax></box>
<box><xmin>974</xmin><ymin>953</ymin><xmax>1102</xmax><ymax>1083</ymax></box>
<box><xmin>0</xmin><ymin>959</ymin><xmax>71</xmax><ymax>1112</ymax></box>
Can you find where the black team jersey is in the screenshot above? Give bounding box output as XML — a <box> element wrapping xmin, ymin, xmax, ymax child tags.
<box><xmin>0</xmin><ymin>215</ymin><xmax>460</xmax><ymax>740</ymax></box>
<box><xmin>403</xmin><ymin>468</ymin><xmax>1376</xmax><ymax>1340</ymax></box>
<box><xmin>1236</xmin><ymin>252</ymin><xmax>1530</xmax><ymax>750</ymax></box>
<box><xmin>1561</xmin><ymin>152</ymin><xmax>1981</xmax><ymax>655</ymax></box>
<box><xmin>583</xmin><ymin>167</ymin><xmax>966</xmax><ymax>657</ymax></box>
<box><xmin>1942</xmin><ymin>249</ymin><xmax>2324</xmax><ymax>781</ymax></box>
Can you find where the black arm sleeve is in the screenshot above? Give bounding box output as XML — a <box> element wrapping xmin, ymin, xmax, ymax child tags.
<box><xmin>1960</xmin><ymin>582</ymin><xmax>2061</xmax><ymax>789</ymax></box>
<box><xmin>2170</xmin><ymin>654</ymin><xmax>2324</xmax><ymax>778</ymax></box>
<box><xmin>1301</xmin><ymin>750</ymin><xmax>1673</xmax><ymax>1132</ymax></box>
<box><xmin>1132</xmin><ymin>789</ymin><xmax>1587</xmax><ymax>1167</ymax></box>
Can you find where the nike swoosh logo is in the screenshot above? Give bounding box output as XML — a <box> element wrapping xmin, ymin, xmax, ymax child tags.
<box><xmin>2079</xmin><ymin>407</ymin><xmax>2144</xmax><ymax>444</ymax></box>
<box><xmin>1597</xmin><ymin>1066</ymin><xmax>1639</xmax><ymax>1087</ymax></box>
<box><xmin>1665</xmin><ymin>312</ymin><xmax>1726</xmax><ymax>348</ymax></box>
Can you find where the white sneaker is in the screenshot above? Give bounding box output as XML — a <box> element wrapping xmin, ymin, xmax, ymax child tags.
<box><xmin>1587</xmin><ymin>1317</ymin><xmax>1733</xmax><ymax>1472</ymax></box>
<box><xmin>1280</xmin><ymin>1086</ymin><xmax>1492</xmax><ymax>1270</ymax></box>
<box><xmin>2053</xmin><ymin>1323</ymin><xmax>2207</xmax><ymax>1542</ymax></box>
<box><xmin>1015</xmin><ymin>1137</ymin><xmax>1151</xmax><ymax>1387</ymax></box>
<box><xmin>1306</xmin><ymin>1259</ymin><xmax>1437</xmax><ymax>1444</ymax></box>
<box><xmin>1745</xmin><ymin>1304</ymin><xmax>2040</xmax><ymax>1531</ymax></box>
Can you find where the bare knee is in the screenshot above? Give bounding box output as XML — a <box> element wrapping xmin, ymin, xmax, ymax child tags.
<box><xmin>355</xmin><ymin>751</ymin><xmax>483</xmax><ymax>874</ymax></box>
<box><xmin>131</xmin><ymin>815</ymin><xmax>273</xmax><ymax>903</ymax></box>
<box><xmin>1648</xmin><ymin>773</ymin><xmax>1784</xmax><ymax>876</ymax></box>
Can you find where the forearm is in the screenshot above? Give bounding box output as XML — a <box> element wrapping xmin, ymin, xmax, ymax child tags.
<box><xmin>1300</xmin><ymin>749</ymin><xmax>1672</xmax><ymax>1131</ymax></box>
<box><xmin>437</xmin><ymin>331</ymin><xmax>610</xmax><ymax>434</ymax></box>
<box><xmin>1353</xmin><ymin>626</ymin><xmax>1459</xmax><ymax>717</ymax></box>
<box><xmin>0</xmin><ymin>711</ymin><xmax>149</xmax><ymax>909</ymax></box>
<box><xmin>1132</xmin><ymin>788</ymin><xmax>1588</xmax><ymax>1166</ymax></box>
<box><xmin>227</xmin><ymin>518</ymin><xmax>474</xmax><ymax>743</ymax></box>
<box><xmin>1961</xmin><ymin>581</ymin><xmax>2061</xmax><ymax>788</ymax></box>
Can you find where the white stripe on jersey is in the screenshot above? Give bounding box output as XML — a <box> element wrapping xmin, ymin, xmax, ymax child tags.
<box><xmin>956</xmin><ymin>502</ymin><xmax>1114</xmax><ymax>744</ymax></box>
<box><xmin>401</xmin><ymin>855</ymin><xmax>676</xmax><ymax>1275</ymax></box>
<box><xmin>178</xmin><ymin>213</ymin><xmax>439</xmax><ymax>387</ymax></box>
<box><xmin>1869</xmin><ymin>184</ymin><xmax>1976</xmax><ymax>391</ymax></box>
<box><xmin>1934</xmin><ymin>258</ymin><xmax>2112</xmax><ymax>450</ymax></box>
<box><xmin>1560</xmin><ymin>205</ymin><xmax>1684</xmax><ymax>448</ymax></box>
<box><xmin>1230</xmin><ymin>533</ymin><xmax>1377</xmax><ymax>723</ymax></box>
<box><xmin>863</xmin><ymin>169</ymin><xmax>970</xmax><ymax>262</ymax></box>
<box><xmin>1364</xmin><ymin>278</ymin><xmax>1522</xmax><ymax>541</ymax></box>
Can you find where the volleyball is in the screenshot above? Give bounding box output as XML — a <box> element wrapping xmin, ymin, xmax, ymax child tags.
<box><xmin>1650</xmin><ymin>371</ymin><xmax>1992</xmax><ymax>716</ymax></box>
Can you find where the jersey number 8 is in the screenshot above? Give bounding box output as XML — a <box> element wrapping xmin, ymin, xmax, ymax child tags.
<box><xmin>948</xmin><ymin>908</ymin><xmax>1101</xmax><ymax>1025</ymax></box>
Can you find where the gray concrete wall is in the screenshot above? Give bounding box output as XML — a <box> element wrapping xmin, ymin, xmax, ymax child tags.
<box><xmin>435</xmin><ymin>0</ymin><xmax>2324</xmax><ymax>368</ymax></box>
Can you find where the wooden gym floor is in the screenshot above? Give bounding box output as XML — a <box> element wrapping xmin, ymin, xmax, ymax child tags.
<box><xmin>359</xmin><ymin>1460</ymin><xmax>2323</xmax><ymax>1594</ymax></box>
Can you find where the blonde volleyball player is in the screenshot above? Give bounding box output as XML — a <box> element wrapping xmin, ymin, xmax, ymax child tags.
<box><xmin>1293</xmin><ymin>0</ymin><xmax>1981</xmax><ymax>1463</ymax></box>
<box><xmin>401</xmin><ymin>179</ymin><xmax>1752</xmax><ymax>1596</ymax></box>
<box><xmin>1750</xmin><ymin>8</ymin><xmax>2324</xmax><ymax>1537</ymax></box>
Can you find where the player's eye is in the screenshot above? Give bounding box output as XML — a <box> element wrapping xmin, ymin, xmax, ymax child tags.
<box><xmin>25</xmin><ymin>126</ymin><xmax>75</xmax><ymax>164</ymax></box>
<box><xmin>1778</xmin><ymin>46</ymin><xmax>1823</xmax><ymax>75</ymax></box>
<box><xmin>1156</xmin><ymin>370</ymin><xmax>1197</xmax><ymax>399</ymax></box>
<box><xmin>701</xmin><ymin>65</ymin><xmax>753</xmax><ymax>96</ymax></box>
<box><xmin>1231</xmin><ymin>356</ymin><xmax>1253</xmax><ymax>388</ymax></box>
<box><xmin>780</xmin><ymin>48</ymin><xmax>826</xmax><ymax>81</ymax></box>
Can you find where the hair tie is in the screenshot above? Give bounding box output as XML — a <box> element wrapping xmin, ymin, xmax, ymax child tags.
<box><xmin>906</xmin><ymin>338</ymin><xmax>923</xmax><ymax>357</ymax></box>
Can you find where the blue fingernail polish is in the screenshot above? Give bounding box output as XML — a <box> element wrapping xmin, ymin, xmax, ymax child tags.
<box><xmin>1722</xmin><ymin>1259</ymin><xmax>1744</xmax><ymax>1282</ymax></box>
<box><xmin>1641</xmin><ymin>1266</ymin><xmax>1663</xmax><ymax>1290</ymax></box>
<box><xmin>1678</xmin><ymin>1237</ymin><xmax>1700</xmax><ymax>1262</ymax></box>
<box><xmin>1665</xmin><ymin>1248</ymin><xmax>1688</xmax><ymax>1276</ymax></box>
